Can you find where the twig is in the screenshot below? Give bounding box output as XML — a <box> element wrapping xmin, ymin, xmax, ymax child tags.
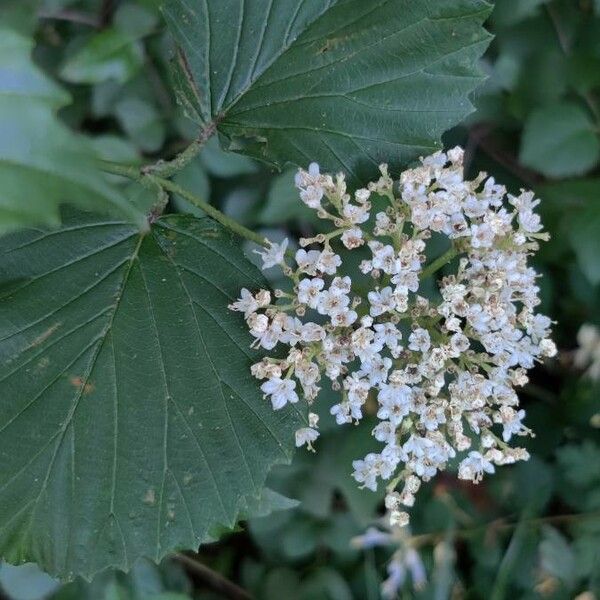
<box><xmin>469</xmin><ymin>124</ymin><xmax>542</xmax><ymax>188</ymax></box>
<box><xmin>99</xmin><ymin>0</ymin><xmax>117</xmax><ymax>29</ymax></box>
<box><xmin>142</xmin><ymin>121</ymin><xmax>219</xmax><ymax>178</ymax></box>
<box><xmin>175</xmin><ymin>553</ymin><xmax>253</xmax><ymax>600</ymax></box>
<box><xmin>420</xmin><ymin>246</ymin><xmax>459</xmax><ymax>280</ymax></box>
<box><xmin>408</xmin><ymin>508</ymin><xmax>600</xmax><ymax>548</ymax></box>
<box><xmin>37</xmin><ymin>8</ymin><xmax>100</xmax><ymax>28</ymax></box>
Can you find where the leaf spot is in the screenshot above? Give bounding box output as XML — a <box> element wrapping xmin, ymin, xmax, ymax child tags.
<box><xmin>69</xmin><ymin>375</ymin><xmax>95</xmax><ymax>395</ymax></box>
<box><xmin>27</xmin><ymin>322</ymin><xmax>61</xmax><ymax>350</ymax></box>
<box><xmin>143</xmin><ymin>488</ymin><xmax>156</xmax><ymax>506</ymax></box>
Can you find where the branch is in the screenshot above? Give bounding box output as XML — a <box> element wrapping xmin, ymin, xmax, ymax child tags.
<box><xmin>468</xmin><ymin>124</ymin><xmax>542</xmax><ymax>188</ymax></box>
<box><xmin>142</xmin><ymin>121</ymin><xmax>219</xmax><ymax>178</ymax></box>
<box><xmin>37</xmin><ymin>8</ymin><xmax>100</xmax><ymax>28</ymax></box>
<box><xmin>407</xmin><ymin>508</ymin><xmax>600</xmax><ymax>548</ymax></box>
<box><xmin>99</xmin><ymin>0</ymin><xmax>117</xmax><ymax>29</ymax></box>
<box><xmin>420</xmin><ymin>246</ymin><xmax>459</xmax><ymax>280</ymax></box>
<box><xmin>175</xmin><ymin>553</ymin><xmax>253</xmax><ymax>600</ymax></box>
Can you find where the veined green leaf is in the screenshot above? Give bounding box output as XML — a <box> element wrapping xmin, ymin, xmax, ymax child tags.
<box><xmin>163</xmin><ymin>0</ymin><xmax>492</xmax><ymax>183</ymax></box>
<box><xmin>0</xmin><ymin>214</ymin><xmax>302</xmax><ymax>579</ymax></box>
<box><xmin>60</xmin><ymin>29</ymin><xmax>145</xmax><ymax>85</ymax></box>
<box><xmin>520</xmin><ymin>102</ymin><xmax>600</xmax><ymax>178</ymax></box>
<box><xmin>0</xmin><ymin>28</ymin><xmax>145</xmax><ymax>233</ymax></box>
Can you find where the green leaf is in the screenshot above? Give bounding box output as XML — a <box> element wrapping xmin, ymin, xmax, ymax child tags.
<box><xmin>0</xmin><ymin>0</ymin><xmax>41</xmax><ymax>35</ymax></box>
<box><xmin>115</xmin><ymin>98</ymin><xmax>166</xmax><ymax>153</ymax></box>
<box><xmin>540</xmin><ymin>526</ymin><xmax>576</xmax><ymax>588</ymax></box>
<box><xmin>0</xmin><ymin>28</ymin><xmax>144</xmax><ymax>233</ymax></box>
<box><xmin>491</xmin><ymin>0</ymin><xmax>548</xmax><ymax>27</ymax></box>
<box><xmin>299</xmin><ymin>567</ymin><xmax>353</xmax><ymax>600</ymax></box>
<box><xmin>239</xmin><ymin>488</ymin><xmax>299</xmax><ymax>520</ymax></box>
<box><xmin>0</xmin><ymin>562</ymin><xmax>59</xmax><ymax>600</ymax></box>
<box><xmin>205</xmin><ymin>487</ymin><xmax>299</xmax><ymax>541</ymax></box>
<box><xmin>114</xmin><ymin>3</ymin><xmax>159</xmax><ymax>39</ymax></box>
<box><xmin>557</xmin><ymin>441</ymin><xmax>600</xmax><ymax>488</ymax></box>
<box><xmin>50</xmin><ymin>558</ymin><xmax>191</xmax><ymax>600</ymax></box>
<box><xmin>163</xmin><ymin>0</ymin><xmax>492</xmax><ymax>182</ymax></box>
<box><xmin>0</xmin><ymin>214</ymin><xmax>302</xmax><ymax>579</ymax></box>
<box><xmin>258</xmin><ymin>171</ymin><xmax>318</xmax><ymax>226</ymax></box>
<box><xmin>520</xmin><ymin>102</ymin><xmax>600</xmax><ymax>178</ymax></box>
<box><xmin>199</xmin><ymin>137</ymin><xmax>258</xmax><ymax>179</ymax></box>
<box><xmin>568</xmin><ymin>200</ymin><xmax>600</xmax><ymax>286</ymax></box>
<box><xmin>60</xmin><ymin>29</ymin><xmax>145</xmax><ymax>85</ymax></box>
<box><xmin>268</xmin><ymin>415</ymin><xmax>384</xmax><ymax>525</ymax></box>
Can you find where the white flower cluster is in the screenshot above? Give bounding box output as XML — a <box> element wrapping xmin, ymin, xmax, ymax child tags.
<box><xmin>229</xmin><ymin>148</ymin><xmax>556</xmax><ymax>524</ymax></box>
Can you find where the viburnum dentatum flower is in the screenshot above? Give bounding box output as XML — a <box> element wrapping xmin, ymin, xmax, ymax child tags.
<box><xmin>229</xmin><ymin>147</ymin><xmax>556</xmax><ymax>525</ymax></box>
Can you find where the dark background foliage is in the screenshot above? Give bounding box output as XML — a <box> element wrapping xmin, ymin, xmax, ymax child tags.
<box><xmin>1</xmin><ymin>0</ymin><xmax>599</xmax><ymax>598</ymax></box>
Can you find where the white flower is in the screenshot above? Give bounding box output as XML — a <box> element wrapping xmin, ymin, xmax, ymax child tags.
<box><xmin>295</xmin><ymin>249</ymin><xmax>321</xmax><ymax>274</ymax></box>
<box><xmin>295</xmin><ymin>427</ymin><xmax>319</xmax><ymax>450</ymax></box>
<box><xmin>389</xmin><ymin>510</ymin><xmax>409</xmax><ymax>527</ymax></box>
<box><xmin>470</xmin><ymin>223</ymin><xmax>495</xmax><ymax>248</ymax></box>
<box><xmin>228</xmin><ymin>288</ymin><xmax>259</xmax><ymax>317</ymax></box>
<box><xmin>255</xmin><ymin>239</ymin><xmax>288</xmax><ymax>269</ymax></box>
<box><xmin>300</xmin><ymin>322</ymin><xmax>325</xmax><ymax>342</ymax></box>
<box><xmin>260</xmin><ymin>377</ymin><xmax>299</xmax><ymax>410</ymax></box>
<box><xmin>377</xmin><ymin>383</ymin><xmax>412</xmax><ymax>426</ymax></box>
<box><xmin>352</xmin><ymin>454</ymin><xmax>379</xmax><ymax>491</ymax></box>
<box><xmin>408</xmin><ymin>328</ymin><xmax>431</xmax><ymax>353</ymax></box>
<box><xmin>297</xmin><ymin>277</ymin><xmax>324</xmax><ymax>308</ymax></box>
<box><xmin>330</xmin><ymin>275</ymin><xmax>352</xmax><ymax>295</ymax></box>
<box><xmin>341</xmin><ymin>227</ymin><xmax>364</xmax><ymax>249</ymax></box>
<box><xmin>518</xmin><ymin>210</ymin><xmax>542</xmax><ymax>233</ymax></box>
<box><xmin>330</xmin><ymin>309</ymin><xmax>358</xmax><ymax>327</ymax></box>
<box><xmin>370</xmin><ymin>242</ymin><xmax>398</xmax><ymax>274</ymax></box>
<box><xmin>351</xmin><ymin>527</ymin><xmax>392</xmax><ymax>549</ymax></box>
<box><xmin>316</xmin><ymin>249</ymin><xmax>342</xmax><ymax>275</ymax></box>
<box><xmin>498</xmin><ymin>407</ymin><xmax>527</xmax><ymax>442</ymax></box>
<box><xmin>373</xmin><ymin>421</ymin><xmax>397</xmax><ymax>444</ymax></box>
<box><xmin>317</xmin><ymin>289</ymin><xmax>350</xmax><ymax>316</ymax></box>
<box><xmin>342</xmin><ymin>201</ymin><xmax>370</xmax><ymax>224</ymax></box>
<box><xmin>368</xmin><ymin>287</ymin><xmax>395</xmax><ymax>317</ymax></box>
<box><xmin>458</xmin><ymin>451</ymin><xmax>495</xmax><ymax>483</ymax></box>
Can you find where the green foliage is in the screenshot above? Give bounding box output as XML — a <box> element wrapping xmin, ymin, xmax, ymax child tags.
<box><xmin>258</xmin><ymin>171</ymin><xmax>318</xmax><ymax>226</ymax></box>
<box><xmin>0</xmin><ymin>215</ymin><xmax>302</xmax><ymax>579</ymax></box>
<box><xmin>0</xmin><ymin>0</ymin><xmax>599</xmax><ymax>598</ymax></box>
<box><xmin>520</xmin><ymin>102</ymin><xmax>600</xmax><ymax>177</ymax></box>
<box><xmin>0</xmin><ymin>28</ymin><xmax>144</xmax><ymax>233</ymax></box>
<box><xmin>569</xmin><ymin>197</ymin><xmax>600</xmax><ymax>285</ymax></box>
<box><xmin>60</xmin><ymin>29</ymin><xmax>145</xmax><ymax>84</ymax></box>
<box><xmin>164</xmin><ymin>0</ymin><xmax>492</xmax><ymax>182</ymax></box>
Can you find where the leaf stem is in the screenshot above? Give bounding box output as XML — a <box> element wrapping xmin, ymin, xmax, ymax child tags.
<box><xmin>101</xmin><ymin>161</ymin><xmax>269</xmax><ymax>247</ymax></box>
<box><xmin>420</xmin><ymin>246</ymin><xmax>459</xmax><ymax>280</ymax></box>
<box><xmin>142</xmin><ymin>121</ymin><xmax>218</xmax><ymax>178</ymax></box>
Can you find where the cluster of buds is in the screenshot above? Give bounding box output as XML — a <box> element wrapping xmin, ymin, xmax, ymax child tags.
<box><xmin>229</xmin><ymin>147</ymin><xmax>556</xmax><ymax>524</ymax></box>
